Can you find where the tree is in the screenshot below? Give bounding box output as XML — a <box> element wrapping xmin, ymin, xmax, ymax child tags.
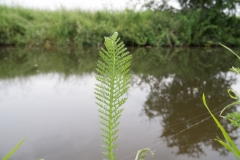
<box><xmin>179</xmin><ymin>0</ymin><xmax>240</xmax><ymax>13</ymax></box>
<box><xmin>133</xmin><ymin>0</ymin><xmax>240</xmax><ymax>14</ymax></box>
<box><xmin>136</xmin><ymin>0</ymin><xmax>171</xmax><ymax>10</ymax></box>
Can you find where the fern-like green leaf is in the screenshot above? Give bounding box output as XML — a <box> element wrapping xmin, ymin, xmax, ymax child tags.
<box><xmin>226</xmin><ymin>112</ymin><xmax>240</xmax><ymax>128</ymax></box>
<box><xmin>95</xmin><ymin>32</ymin><xmax>132</xmax><ymax>160</ymax></box>
<box><xmin>230</xmin><ymin>67</ymin><xmax>240</xmax><ymax>74</ymax></box>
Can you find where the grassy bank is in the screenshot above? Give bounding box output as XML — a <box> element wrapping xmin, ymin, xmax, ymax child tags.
<box><xmin>0</xmin><ymin>5</ymin><xmax>240</xmax><ymax>47</ymax></box>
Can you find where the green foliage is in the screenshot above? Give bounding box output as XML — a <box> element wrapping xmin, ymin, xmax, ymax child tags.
<box><xmin>178</xmin><ymin>0</ymin><xmax>240</xmax><ymax>13</ymax></box>
<box><xmin>219</xmin><ymin>89</ymin><xmax>240</xmax><ymax>128</ymax></box>
<box><xmin>218</xmin><ymin>45</ymin><xmax>240</xmax><ymax>129</ymax></box>
<box><xmin>95</xmin><ymin>32</ymin><xmax>132</xmax><ymax>160</ymax></box>
<box><xmin>225</xmin><ymin>112</ymin><xmax>240</xmax><ymax>128</ymax></box>
<box><xmin>135</xmin><ymin>148</ymin><xmax>154</xmax><ymax>160</ymax></box>
<box><xmin>95</xmin><ymin>32</ymin><xmax>155</xmax><ymax>160</ymax></box>
<box><xmin>2</xmin><ymin>136</ymin><xmax>27</xmax><ymax>160</ymax></box>
<box><xmin>0</xmin><ymin>5</ymin><xmax>240</xmax><ymax>47</ymax></box>
<box><xmin>203</xmin><ymin>45</ymin><xmax>240</xmax><ymax>159</ymax></box>
<box><xmin>136</xmin><ymin>0</ymin><xmax>240</xmax><ymax>13</ymax></box>
<box><xmin>202</xmin><ymin>94</ymin><xmax>240</xmax><ymax>159</ymax></box>
<box><xmin>220</xmin><ymin>43</ymin><xmax>240</xmax><ymax>74</ymax></box>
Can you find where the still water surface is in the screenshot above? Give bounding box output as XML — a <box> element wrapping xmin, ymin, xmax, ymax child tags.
<box><xmin>0</xmin><ymin>47</ymin><xmax>240</xmax><ymax>160</ymax></box>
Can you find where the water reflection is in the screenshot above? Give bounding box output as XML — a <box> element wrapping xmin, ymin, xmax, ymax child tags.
<box><xmin>132</xmin><ymin>48</ymin><xmax>240</xmax><ymax>157</ymax></box>
<box><xmin>0</xmin><ymin>47</ymin><xmax>239</xmax><ymax>160</ymax></box>
<box><xmin>0</xmin><ymin>47</ymin><xmax>99</xmax><ymax>78</ymax></box>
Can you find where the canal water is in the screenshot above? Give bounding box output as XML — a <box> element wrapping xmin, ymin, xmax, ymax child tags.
<box><xmin>0</xmin><ymin>47</ymin><xmax>239</xmax><ymax>160</ymax></box>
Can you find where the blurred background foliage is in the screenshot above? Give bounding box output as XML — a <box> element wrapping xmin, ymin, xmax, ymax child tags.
<box><xmin>0</xmin><ymin>2</ymin><xmax>240</xmax><ymax>47</ymax></box>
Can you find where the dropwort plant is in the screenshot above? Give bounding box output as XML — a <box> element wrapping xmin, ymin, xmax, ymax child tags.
<box><xmin>95</xmin><ymin>32</ymin><xmax>154</xmax><ymax>160</ymax></box>
<box><xmin>95</xmin><ymin>32</ymin><xmax>132</xmax><ymax>160</ymax></box>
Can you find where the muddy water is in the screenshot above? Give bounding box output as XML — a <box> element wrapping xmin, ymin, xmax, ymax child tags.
<box><xmin>0</xmin><ymin>47</ymin><xmax>240</xmax><ymax>160</ymax></box>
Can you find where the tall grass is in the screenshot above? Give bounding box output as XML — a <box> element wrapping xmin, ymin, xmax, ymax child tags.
<box><xmin>0</xmin><ymin>5</ymin><xmax>240</xmax><ymax>47</ymax></box>
<box><xmin>203</xmin><ymin>45</ymin><xmax>240</xmax><ymax>159</ymax></box>
<box><xmin>2</xmin><ymin>136</ymin><xmax>27</xmax><ymax>160</ymax></box>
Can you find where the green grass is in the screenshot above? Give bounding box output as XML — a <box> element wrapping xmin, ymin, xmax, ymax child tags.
<box><xmin>0</xmin><ymin>5</ymin><xmax>240</xmax><ymax>47</ymax></box>
<box><xmin>2</xmin><ymin>136</ymin><xmax>27</xmax><ymax>160</ymax></box>
<box><xmin>203</xmin><ymin>94</ymin><xmax>240</xmax><ymax>159</ymax></box>
<box><xmin>203</xmin><ymin>45</ymin><xmax>240</xmax><ymax>159</ymax></box>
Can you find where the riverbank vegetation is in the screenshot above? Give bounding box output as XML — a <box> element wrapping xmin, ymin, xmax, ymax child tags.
<box><xmin>0</xmin><ymin>5</ymin><xmax>240</xmax><ymax>47</ymax></box>
<box><xmin>203</xmin><ymin>45</ymin><xmax>240</xmax><ymax>159</ymax></box>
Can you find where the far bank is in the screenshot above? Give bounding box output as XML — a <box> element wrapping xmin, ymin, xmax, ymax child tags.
<box><xmin>0</xmin><ymin>5</ymin><xmax>240</xmax><ymax>47</ymax></box>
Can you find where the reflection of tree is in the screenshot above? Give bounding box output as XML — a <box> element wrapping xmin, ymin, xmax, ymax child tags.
<box><xmin>0</xmin><ymin>47</ymin><xmax>99</xmax><ymax>79</ymax></box>
<box><xmin>143</xmin><ymin>73</ymin><xmax>237</xmax><ymax>157</ymax></box>
<box><xmin>0</xmin><ymin>47</ymin><xmax>239</xmax><ymax>158</ymax></box>
<box><xmin>132</xmin><ymin>47</ymin><xmax>240</xmax><ymax>158</ymax></box>
<box><xmin>0</xmin><ymin>47</ymin><xmax>100</xmax><ymax>100</ymax></box>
